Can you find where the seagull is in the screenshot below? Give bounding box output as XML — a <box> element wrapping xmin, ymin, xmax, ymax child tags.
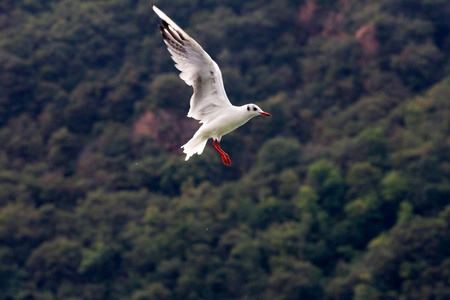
<box><xmin>151</xmin><ymin>4</ymin><xmax>271</xmax><ymax>166</ymax></box>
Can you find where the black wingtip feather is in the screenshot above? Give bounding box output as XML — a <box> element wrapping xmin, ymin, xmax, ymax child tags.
<box><xmin>158</xmin><ymin>25</ymin><xmax>165</xmax><ymax>36</ymax></box>
<box><xmin>160</xmin><ymin>20</ymin><xmax>185</xmax><ymax>46</ymax></box>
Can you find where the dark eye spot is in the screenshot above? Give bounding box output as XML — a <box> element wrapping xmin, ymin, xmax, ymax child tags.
<box><xmin>247</xmin><ymin>106</ymin><xmax>250</xmax><ymax>111</ymax></box>
<box><xmin>253</xmin><ymin>107</ymin><xmax>257</xmax><ymax>111</ymax></box>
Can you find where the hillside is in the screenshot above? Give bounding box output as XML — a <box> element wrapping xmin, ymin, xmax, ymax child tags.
<box><xmin>0</xmin><ymin>0</ymin><xmax>449</xmax><ymax>299</ymax></box>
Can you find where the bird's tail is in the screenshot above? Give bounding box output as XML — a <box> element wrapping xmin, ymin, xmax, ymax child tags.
<box><xmin>181</xmin><ymin>136</ymin><xmax>208</xmax><ymax>161</ymax></box>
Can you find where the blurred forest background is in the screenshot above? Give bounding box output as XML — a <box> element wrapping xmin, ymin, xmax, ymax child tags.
<box><xmin>1</xmin><ymin>0</ymin><xmax>450</xmax><ymax>299</ymax></box>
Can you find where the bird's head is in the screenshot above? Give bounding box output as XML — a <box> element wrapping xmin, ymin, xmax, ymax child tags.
<box><xmin>245</xmin><ymin>104</ymin><xmax>272</xmax><ymax>117</ymax></box>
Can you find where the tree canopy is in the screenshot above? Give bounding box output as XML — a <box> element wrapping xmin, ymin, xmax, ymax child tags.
<box><xmin>0</xmin><ymin>0</ymin><xmax>449</xmax><ymax>299</ymax></box>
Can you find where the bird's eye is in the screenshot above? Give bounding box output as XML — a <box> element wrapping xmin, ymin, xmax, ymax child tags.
<box><xmin>253</xmin><ymin>107</ymin><xmax>257</xmax><ymax>111</ymax></box>
<box><xmin>247</xmin><ymin>106</ymin><xmax>250</xmax><ymax>111</ymax></box>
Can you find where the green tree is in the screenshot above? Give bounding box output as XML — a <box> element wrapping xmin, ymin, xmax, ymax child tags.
<box><xmin>47</xmin><ymin>127</ymin><xmax>81</xmax><ymax>173</ymax></box>
<box><xmin>64</xmin><ymin>82</ymin><xmax>104</xmax><ymax>134</ymax></box>
<box><xmin>0</xmin><ymin>202</ymin><xmax>44</xmax><ymax>263</ymax></box>
<box><xmin>149</xmin><ymin>73</ymin><xmax>191</xmax><ymax>110</ymax></box>
<box><xmin>26</xmin><ymin>238</ymin><xmax>82</xmax><ymax>293</ymax></box>
<box><xmin>0</xmin><ymin>50</ymin><xmax>36</xmax><ymax>125</ymax></box>
<box><xmin>346</xmin><ymin>162</ymin><xmax>382</xmax><ymax>198</ymax></box>
<box><xmin>267</xmin><ymin>256</ymin><xmax>323</xmax><ymax>300</ymax></box>
<box><xmin>256</xmin><ymin>137</ymin><xmax>302</xmax><ymax>173</ymax></box>
<box><xmin>307</xmin><ymin>159</ymin><xmax>345</xmax><ymax>214</ymax></box>
<box><xmin>381</xmin><ymin>170</ymin><xmax>408</xmax><ymax>202</ymax></box>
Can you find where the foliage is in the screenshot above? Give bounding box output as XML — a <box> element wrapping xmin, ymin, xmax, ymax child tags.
<box><xmin>0</xmin><ymin>0</ymin><xmax>449</xmax><ymax>299</ymax></box>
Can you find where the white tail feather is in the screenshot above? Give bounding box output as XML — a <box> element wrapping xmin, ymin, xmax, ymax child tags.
<box><xmin>181</xmin><ymin>136</ymin><xmax>208</xmax><ymax>161</ymax></box>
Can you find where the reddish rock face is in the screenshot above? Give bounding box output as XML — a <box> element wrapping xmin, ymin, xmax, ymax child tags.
<box><xmin>355</xmin><ymin>22</ymin><xmax>379</xmax><ymax>59</ymax></box>
<box><xmin>133</xmin><ymin>110</ymin><xmax>198</xmax><ymax>153</ymax></box>
<box><xmin>297</xmin><ymin>0</ymin><xmax>346</xmax><ymax>38</ymax></box>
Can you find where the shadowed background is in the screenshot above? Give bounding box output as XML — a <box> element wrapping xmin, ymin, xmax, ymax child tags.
<box><xmin>0</xmin><ymin>0</ymin><xmax>450</xmax><ymax>299</ymax></box>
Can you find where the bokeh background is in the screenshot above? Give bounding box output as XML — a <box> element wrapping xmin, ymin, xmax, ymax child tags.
<box><xmin>1</xmin><ymin>0</ymin><xmax>450</xmax><ymax>299</ymax></box>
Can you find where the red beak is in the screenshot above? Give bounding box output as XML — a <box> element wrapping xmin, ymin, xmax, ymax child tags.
<box><xmin>260</xmin><ymin>112</ymin><xmax>272</xmax><ymax>117</ymax></box>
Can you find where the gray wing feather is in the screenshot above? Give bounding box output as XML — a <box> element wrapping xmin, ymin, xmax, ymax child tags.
<box><xmin>153</xmin><ymin>5</ymin><xmax>232</xmax><ymax>123</ymax></box>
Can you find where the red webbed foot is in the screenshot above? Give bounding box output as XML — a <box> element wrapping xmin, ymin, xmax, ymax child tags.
<box><xmin>220</xmin><ymin>152</ymin><xmax>231</xmax><ymax>166</ymax></box>
<box><xmin>212</xmin><ymin>140</ymin><xmax>232</xmax><ymax>166</ymax></box>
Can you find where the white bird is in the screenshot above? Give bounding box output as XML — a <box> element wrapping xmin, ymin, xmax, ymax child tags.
<box><xmin>151</xmin><ymin>4</ymin><xmax>271</xmax><ymax>166</ymax></box>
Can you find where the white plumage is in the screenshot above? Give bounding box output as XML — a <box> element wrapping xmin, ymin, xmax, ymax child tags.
<box><xmin>152</xmin><ymin>5</ymin><xmax>271</xmax><ymax>166</ymax></box>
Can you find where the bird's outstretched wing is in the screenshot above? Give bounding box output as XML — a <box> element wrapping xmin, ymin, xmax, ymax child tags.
<box><xmin>152</xmin><ymin>5</ymin><xmax>232</xmax><ymax>124</ymax></box>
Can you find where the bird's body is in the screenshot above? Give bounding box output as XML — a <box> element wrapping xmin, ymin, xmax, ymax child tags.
<box><xmin>151</xmin><ymin>5</ymin><xmax>271</xmax><ymax>166</ymax></box>
<box><xmin>183</xmin><ymin>105</ymin><xmax>261</xmax><ymax>157</ymax></box>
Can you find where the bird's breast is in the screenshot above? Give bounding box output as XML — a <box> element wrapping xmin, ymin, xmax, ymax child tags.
<box><xmin>204</xmin><ymin>112</ymin><xmax>253</xmax><ymax>139</ymax></box>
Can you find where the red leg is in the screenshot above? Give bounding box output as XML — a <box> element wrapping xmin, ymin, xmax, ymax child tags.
<box><xmin>212</xmin><ymin>140</ymin><xmax>225</xmax><ymax>164</ymax></box>
<box><xmin>212</xmin><ymin>140</ymin><xmax>231</xmax><ymax>166</ymax></box>
<box><xmin>216</xmin><ymin>141</ymin><xmax>231</xmax><ymax>166</ymax></box>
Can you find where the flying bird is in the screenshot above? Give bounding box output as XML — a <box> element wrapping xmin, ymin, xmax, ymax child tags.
<box><xmin>151</xmin><ymin>4</ymin><xmax>271</xmax><ymax>166</ymax></box>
